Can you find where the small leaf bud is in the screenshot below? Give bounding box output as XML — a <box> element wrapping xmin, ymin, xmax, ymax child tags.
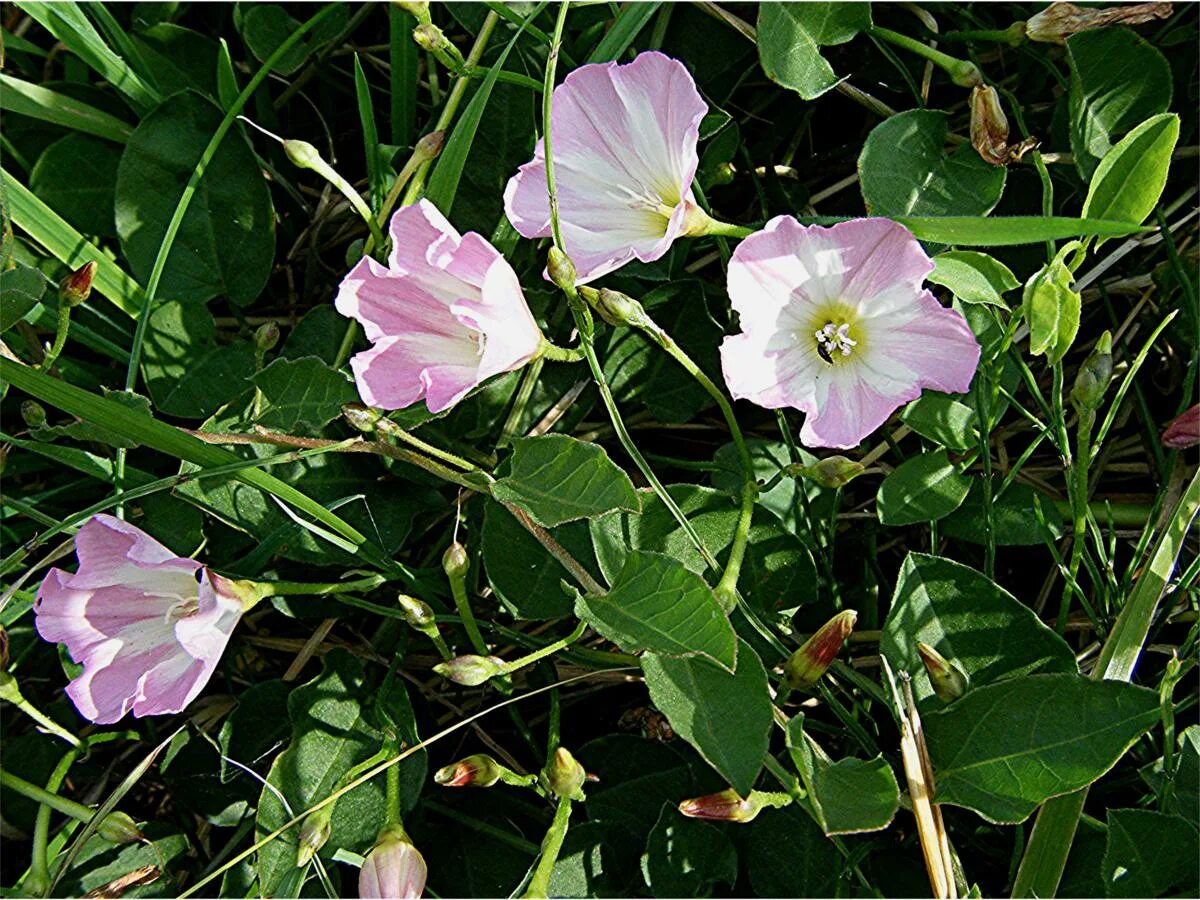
<box><xmin>915</xmin><ymin>642</ymin><xmax>969</xmax><ymax>703</ymax></box>
<box><xmin>433</xmin><ymin>654</ymin><xmax>506</xmax><ymax>687</ymax></box>
<box><xmin>787</xmin><ymin>455</ymin><xmax>865</xmax><ymax>489</ymax></box>
<box><xmin>414</xmin><ymin>130</ymin><xmax>445</xmax><ymax>162</ymax></box>
<box><xmin>1070</xmin><ymin>331</ymin><xmax>1113</xmax><ymax>414</ymax></box>
<box><xmin>591</xmin><ymin>288</ymin><xmax>651</xmax><ymax>329</ymax></box>
<box><xmin>283</xmin><ymin>139</ymin><xmax>324</xmax><ymax>173</ymax></box>
<box><xmin>783</xmin><ymin>610</ymin><xmax>857</xmax><ymax>691</ymax></box>
<box><xmin>434</xmin><ymin>754</ymin><xmax>503</xmax><ymax>788</ymax></box>
<box><xmin>58</xmin><ymin>261</ymin><xmax>96</xmax><ymax>307</ymax></box>
<box><xmin>295</xmin><ymin>806</ymin><xmax>333</xmax><ymax>867</ymax></box>
<box><xmin>542</xmin><ymin>746</ymin><xmax>586</xmax><ymax>801</ymax></box>
<box><xmin>96</xmin><ymin>810</ymin><xmax>144</xmax><ymax>845</ymax></box>
<box><xmin>546</xmin><ymin>247</ymin><xmax>577</xmax><ymax>292</ymax></box>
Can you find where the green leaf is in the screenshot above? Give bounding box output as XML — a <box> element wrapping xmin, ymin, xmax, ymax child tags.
<box><xmin>115</xmin><ymin>90</ymin><xmax>275</xmax><ymax>306</ymax></box>
<box><xmin>880</xmin><ymin>553</ymin><xmax>1077</xmax><ymax>704</ymax></box>
<box><xmin>894</xmin><ymin>215</ymin><xmax>1151</xmax><ymax>246</ymax></box>
<box><xmin>640</xmin><ymin>805</ymin><xmax>738</xmax><ymax>897</ymax></box>
<box><xmin>251</xmin><ymin>356</ymin><xmax>358</xmax><ymax>433</ymax></box>
<box><xmin>1083</xmin><ymin>113</ymin><xmax>1179</xmax><ymax>228</ymax></box>
<box><xmin>218</xmin><ymin>679</ymin><xmax>293</xmax><ymax>785</ymax></box>
<box><xmin>757</xmin><ymin>2</ymin><xmax>872</xmax><ymax>100</ymax></box>
<box><xmin>942</xmin><ymin>482</ymin><xmax>1065</xmax><ymax>546</ymax></box>
<box><xmin>588</xmin><ymin>2</ymin><xmax>662</xmax><ymax>63</ymax></box>
<box><xmin>901</xmin><ymin>394</ymin><xmax>978</xmax><ymax>451</ymax></box>
<box><xmin>923</xmin><ymin>674</ymin><xmax>1160</xmax><ymax>823</ymax></box>
<box><xmin>30</xmin><ymin>133</ymin><xmax>122</xmax><ymax>238</ymax></box>
<box><xmin>130</xmin><ymin>23</ymin><xmax>219</xmax><ymax>97</ymax></box>
<box><xmin>1102</xmin><ymin>809</ymin><xmax>1199</xmax><ymax>898</ymax></box>
<box><xmin>480</xmin><ymin>500</ymin><xmax>592</xmax><ymax>620</ymax></box>
<box><xmin>876</xmin><ymin>450</ymin><xmax>971</xmax><ymax>526</ymax></box>
<box><xmin>0</xmin><ymin>73</ymin><xmax>133</xmax><ymax>143</ymax></box>
<box><xmin>641</xmin><ymin>639</ymin><xmax>772</xmax><ymax>795</ymax></box>
<box><xmin>575</xmin><ymin>550</ymin><xmax>737</xmax><ymax>670</ymax></box>
<box><xmin>787</xmin><ymin>717</ymin><xmax>900</xmax><ymax>835</ymax></box>
<box><xmin>142</xmin><ymin>301</ymin><xmax>257</xmax><ymax>418</ymax></box>
<box><xmin>239</xmin><ymin>4</ymin><xmax>348</xmax><ymax>76</ymax></box>
<box><xmin>860</xmin><ymin>110</ymin><xmax>1005</xmax><ymax>217</ymax></box>
<box><xmin>1024</xmin><ymin>243</ymin><xmax>1082</xmax><ymax>365</ymax></box>
<box><xmin>928</xmin><ymin>251</ymin><xmax>1019</xmax><ymax>308</ymax></box>
<box><xmin>492</xmin><ymin>434</ymin><xmax>640</xmax><ymax>528</ymax></box>
<box><xmin>0</xmin><ymin>259</ymin><xmax>47</xmax><ymax>332</ymax></box>
<box><xmin>744</xmin><ymin>806</ymin><xmax>844</xmax><ymax>897</ymax></box>
<box><xmin>1067</xmin><ymin>27</ymin><xmax>1171</xmax><ymax>180</ymax></box>
<box><xmin>57</xmin><ymin>824</ymin><xmax>189</xmax><ymax>899</ymax></box>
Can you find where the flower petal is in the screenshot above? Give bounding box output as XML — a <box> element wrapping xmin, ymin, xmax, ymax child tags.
<box><xmin>831</xmin><ymin>218</ymin><xmax>936</xmax><ymax>305</ymax></box>
<box><xmin>868</xmin><ymin>292</ymin><xmax>981</xmax><ymax>395</ymax></box>
<box><xmin>800</xmin><ymin>369</ymin><xmax>918</xmax><ymax>450</ymax></box>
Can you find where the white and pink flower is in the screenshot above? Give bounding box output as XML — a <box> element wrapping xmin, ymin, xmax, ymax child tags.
<box><xmin>359</xmin><ymin>829</ymin><xmax>427</xmax><ymax>899</ymax></box>
<box><xmin>35</xmin><ymin>515</ymin><xmax>253</xmax><ymax>725</ymax></box>
<box><xmin>335</xmin><ymin>199</ymin><xmax>543</xmax><ymax>413</ymax></box>
<box><xmin>505</xmin><ymin>51</ymin><xmax>708</xmax><ymax>284</ymax></box>
<box><xmin>720</xmin><ymin>217</ymin><xmax>981</xmax><ymax>449</ymax></box>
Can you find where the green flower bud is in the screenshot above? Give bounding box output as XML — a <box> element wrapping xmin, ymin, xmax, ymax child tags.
<box><xmin>589</xmin><ymin>288</ymin><xmax>652</xmax><ymax>329</ymax></box>
<box><xmin>283</xmin><ymin>139</ymin><xmax>324</xmax><ymax>172</ymax></box>
<box><xmin>295</xmin><ymin>805</ymin><xmax>333</xmax><ymax>867</ymax></box>
<box><xmin>96</xmin><ymin>810</ymin><xmax>143</xmax><ymax>845</ymax></box>
<box><xmin>0</xmin><ymin>670</ymin><xmax>21</xmax><ymax>704</ymax></box>
<box><xmin>435</xmin><ymin>754</ymin><xmax>503</xmax><ymax>788</ymax></box>
<box><xmin>915</xmin><ymin>642</ymin><xmax>969</xmax><ymax>703</ymax></box>
<box><xmin>391</xmin><ymin>0</ymin><xmax>431</xmax><ymax>26</ymax></box>
<box><xmin>434</xmin><ymin>654</ymin><xmax>505</xmax><ymax>687</ymax></box>
<box><xmin>442</xmin><ymin>542</ymin><xmax>470</xmax><ymax>580</ymax></box>
<box><xmin>783</xmin><ymin>610</ymin><xmax>857</xmax><ymax>691</ymax></box>
<box><xmin>397</xmin><ymin>594</ymin><xmax>436</xmax><ymax>631</ymax></box>
<box><xmin>20</xmin><ymin>400</ymin><xmax>46</xmax><ymax>428</ymax></box>
<box><xmin>1070</xmin><ymin>331</ymin><xmax>1113</xmax><ymax>414</ymax></box>
<box><xmin>342</xmin><ymin>402</ymin><xmax>383</xmax><ymax>433</ymax></box>
<box><xmin>708</xmin><ymin>162</ymin><xmax>736</xmax><ymax>187</ymax></box>
<box><xmin>542</xmin><ymin>746</ymin><xmax>586</xmax><ymax>801</ymax></box>
<box><xmin>254</xmin><ymin>321</ymin><xmax>280</xmax><ymax>354</ymax></box>
<box><xmin>787</xmin><ymin>455</ymin><xmax>865</xmax><ymax>489</ymax></box>
<box><xmin>58</xmin><ymin>261</ymin><xmax>96</xmax><ymax>307</ymax></box>
<box><xmin>414</xmin><ymin>130</ymin><xmax>445</xmax><ymax>162</ymax></box>
<box><xmin>412</xmin><ymin>22</ymin><xmax>447</xmax><ymax>52</ymax></box>
<box><xmin>546</xmin><ymin>247</ymin><xmax>577</xmax><ymax>292</ymax></box>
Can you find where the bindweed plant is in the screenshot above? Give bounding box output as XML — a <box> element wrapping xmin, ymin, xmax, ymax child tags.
<box><xmin>0</xmin><ymin>2</ymin><xmax>1197</xmax><ymax>898</ymax></box>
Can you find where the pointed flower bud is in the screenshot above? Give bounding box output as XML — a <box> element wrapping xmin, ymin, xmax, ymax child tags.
<box><xmin>254</xmin><ymin>321</ymin><xmax>280</xmax><ymax>354</ymax></box>
<box><xmin>59</xmin><ymin>261</ymin><xmax>96</xmax><ymax>307</ymax></box>
<box><xmin>783</xmin><ymin>610</ymin><xmax>857</xmax><ymax>691</ymax></box>
<box><xmin>433</xmin><ymin>654</ymin><xmax>505</xmax><ymax>687</ymax></box>
<box><xmin>296</xmin><ymin>805</ymin><xmax>334</xmax><ymax>867</ymax></box>
<box><xmin>1070</xmin><ymin>331</ymin><xmax>1113</xmax><ymax>414</ymax></box>
<box><xmin>20</xmin><ymin>400</ymin><xmax>46</xmax><ymax>428</ymax></box>
<box><xmin>343</xmin><ymin>402</ymin><xmax>383</xmax><ymax>434</ymax></box>
<box><xmin>1162</xmin><ymin>404</ymin><xmax>1199</xmax><ymax>451</ymax></box>
<box><xmin>787</xmin><ymin>456</ymin><xmax>865</xmax><ymax>489</ymax></box>
<box><xmin>414</xmin><ymin>130</ymin><xmax>445</xmax><ymax>162</ymax></box>
<box><xmin>546</xmin><ymin>247</ymin><xmax>577</xmax><ymax>292</ymax></box>
<box><xmin>442</xmin><ymin>542</ymin><xmax>470</xmax><ymax>580</ymax></box>
<box><xmin>397</xmin><ymin>594</ymin><xmax>436</xmax><ymax>631</ymax></box>
<box><xmin>915</xmin><ymin>642</ymin><xmax>969</xmax><ymax>703</ymax></box>
<box><xmin>678</xmin><ymin>788</ymin><xmax>763</xmax><ymax>823</ymax></box>
<box><xmin>587</xmin><ymin>287</ymin><xmax>652</xmax><ymax>330</ymax></box>
<box><xmin>359</xmin><ymin>827</ymin><xmax>427</xmax><ymax>899</ymax></box>
<box><xmin>97</xmin><ymin>810</ymin><xmax>144</xmax><ymax>845</ymax></box>
<box><xmin>1025</xmin><ymin>1</ymin><xmax>1172</xmax><ymax>44</ymax></box>
<box><xmin>543</xmin><ymin>746</ymin><xmax>586</xmax><ymax>801</ymax></box>
<box><xmin>283</xmin><ymin>139</ymin><xmax>324</xmax><ymax>172</ymax></box>
<box><xmin>435</xmin><ymin>754</ymin><xmax>503</xmax><ymax>788</ymax></box>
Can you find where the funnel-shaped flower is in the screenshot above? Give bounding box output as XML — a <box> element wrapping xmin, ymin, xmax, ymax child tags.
<box><xmin>1162</xmin><ymin>404</ymin><xmax>1199</xmax><ymax>450</ymax></box>
<box><xmin>504</xmin><ymin>51</ymin><xmax>708</xmax><ymax>284</ymax></box>
<box><xmin>335</xmin><ymin>200</ymin><xmax>543</xmax><ymax>413</ymax></box>
<box><xmin>34</xmin><ymin>515</ymin><xmax>250</xmax><ymax>724</ymax></box>
<box><xmin>359</xmin><ymin>828</ymin><xmax>427</xmax><ymax>899</ymax></box>
<box><xmin>720</xmin><ymin>217</ymin><xmax>980</xmax><ymax>449</ymax></box>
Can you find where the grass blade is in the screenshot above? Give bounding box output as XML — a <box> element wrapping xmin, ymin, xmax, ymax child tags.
<box><xmin>353</xmin><ymin>53</ymin><xmax>384</xmax><ymax>211</ymax></box>
<box><xmin>0</xmin><ymin>75</ymin><xmax>133</xmax><ymax>143</ymax></box>
<box><xmin>587</xmin><ymin>2</ymin><xmax>661</xmax><ymax>63</ymax></box>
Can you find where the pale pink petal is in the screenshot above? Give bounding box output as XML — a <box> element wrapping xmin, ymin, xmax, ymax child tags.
<box><xmin>348</xmin><ymin>334</ymin><xmax>481</xmax><ymax>411</ymax></box>
<box><xmin>720</xmin><ymin>332</ymin><xmax>818</xmax><ymax>411</ymax></box>
<box><xmin>800</xmin><ymin>370</ymin><xmax>917</xmax><ymax>450</ymax></box>
<box><xmin>68</xmin><ymin>514</ymin><xmax>200</xmax><ymax>590</ymax></box>
<box><xmin>504</xmin><ymin>52</ymin><xmax>707</xmax><ymax>283</ymax></box>
<box><xmin>868</xmin><ymin>293</ymin><xmax>981</xmax><ymax>395</ymax></box>
<box><xmin>832</xmin><ymin>218</ymin><xmax>935</xmax><ymax>303</ymax></box>
<box><xmin>360</xmin><ymin>839</ymin><xmax>427</xmax><ymax>899</ymax></box>
<box><xmin>1162</xmin><ymin>405</ymin><xmax>1200</xmax><ymax>449</ymax></box>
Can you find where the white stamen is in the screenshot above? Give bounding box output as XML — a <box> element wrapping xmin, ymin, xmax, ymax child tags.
<box><xmin>815</xmin><ymin>320</ymin><xmax>858</xmax><ymax>360</ymax></box>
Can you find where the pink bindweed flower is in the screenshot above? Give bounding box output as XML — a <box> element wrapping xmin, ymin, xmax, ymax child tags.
<box><xmin>335</xmin><ymin>200</ymin><xmax>543</xmax><ymax>413</ymax></box>
<box><xmin>359</xmin><ymin>828</ymin><xmax>427</xmax><ymax>899</ymax></box>
<box><xmin>504</xmin><ymin>51</ymin><xmax>708</xmax><ymax>284</ymax></box>
<box><xmin>1162</xmin><ymin>404</ymin><xmax>1199</xmax><ymax>450</ymax></box>
<box><xmin>720</xmin><ymin>217</ymin><xmax>981</xmax><ymax>449</ymax></box>
<box><xmin>34</xmin><ymin>515</ymin><xmax>255</xmax><ymax>724</ymax></box>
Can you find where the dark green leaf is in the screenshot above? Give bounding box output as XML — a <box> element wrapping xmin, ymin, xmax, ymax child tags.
<box><xmin>860</xmin><ymin>110</ymin><xmax>1005</xmax><ymax>217</ymax></box>
<box><xmin>239</xmin><ymin>4</ymin><xmax>348</xmax><ymax>76</ymax></box>
<box><xmin>492</xmin><ymin>434</ymin><xmax>640</xmax><ymax>527</ymax></box>
<box><xmin>876</xmin><ymin>450</ymin><xmax>971</xmax><ymax>525</ymax></box>
<box><xmin>575</xmin><ymin>550</ymin><xmax>737</xmax><ymax>670</ymax></box>
<box><xmin>901</xmin><ymin>394</ymin><xmax>979</xmax><ymax>451</ymax></box>
<box><xmin>115</xmin><ymin>91</ymin><xmax>275</xmax><ymax>305</ymax></box>
<box><xmin>588</xmin><ymin>2</ymin><xmax>662</xmax><ymax>63</ymax></box>
<box><xmin>251</xmin><ymin>356</ymin><xmax>358</xmax><ymax>434</ymax></box>
<box><xmin>29</xmin><ymin>133</ymin><xmax>121</xmax><ymax>237</ymax></box>
<box><xmin>642</xmin><ymin>639</ymin><xmax>772</xmax><ymax>794</ymax></box>
<box><xmin>744</xmin><ymin>806</ymin><xmax>843</xmax><ymax>897</ymax></box>
<box><xmin>641</xmin><ymin>805</ymin><xmax>738</xmax><ymax>896</ymax></box>
<box><xmin>1103</xmin><ymin>809</ymin><xmax>1199</xmax><ymax>898</ymax></box>
<box><xmin>942</xmin><ymin>482</ymin><xmax>1065</xmax><ymax>546</ymax></box>
<box><xmin>0</xmin><ymin>259</ymin><xmax>47</xmax><ymax>332</ymax></box>
<box><xmin>924</xmin><ymin>674</ymin><xmax>1160</xmax><ymax>823</ymax></box>
<box><xmin>881</xmin><ymin>553</ymin><xmax>1077</xmax><ymax>704</ymax></box>
<box><xmin>757</xmin><ymin>3</ymin><xmax>872</xmax><ymax>100</ymax></box>
<box><xmin>57</xmin><ymin>824</ymin><xmax>189</xmax><ymax>899</ymax></box>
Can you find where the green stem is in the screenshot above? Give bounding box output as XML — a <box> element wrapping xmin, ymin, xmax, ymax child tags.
<box><xmin>27</xmin><ymin>748</ymin><xmax>78</xmax><ymax>897</ymax></box>
<box><xmin>501</xmin><ymin>621</ymin><xmax>587</xmax><ymax>675</ymax></box>
<box><xmin>385</xmin><ymin>747</ymin><xmax>402</xmax><ymax>829</ymax></box>
<box><xmin>714</xmin><ymin>483</ymin><xmax>755</xmax><ymax>612</ymax></box>
<box><xmin>523</xmin><ymin>797</ymin><xmax>573</xmax><ymax>898</ymax></box>
<box><xmin>0</xmin><ymin>675</ymin><xmax>81</xmax><ymax>748</ymax></box>
<box><xmin>377</xmin><ymin>418</ymin><xmax>486</xmax><ymax>473</ymax></box>
<box><xmin>1058</xmin><ymin>409</ymin><xmax>1095</xmax><ymax>635</ymax></box>
<box><xmin>365</xmin><ymin>136</ymin><xmax>441</xmax><ymax>256</ymax></box>
<box><xmin>37</xmin><ymin>303</ymin><xmax>71</xmax><ymax>373</ymax></box>
<box><xmin>399</xmin><ymin>13</ymin><xmax>501</xmax><ymax>209</ymax></box>
<box><xmin>0</xmin><ymin>769</ymin><xmax>102</xmax><ymax>824</ymax></box>
<box><xmin>447</xmin><ymin>557</ymin><xmax>491</xmax><ymax>660</ymax></box>
<box><xmin>535</xmin><ymin>337</ymin><xmax>586</xmax><ymax>363</ymax></box>
<box><xmin>868</xmin><ymin>26</ymin><xmax>982</xmax><ymax>87</ymax></box>
<box><xmin>258</xmin><ymin>575</ymin><xmax>391</xmax><ymax>597</ymax></box>
<box><xmin>698</xmin><ymin>217</ymin><xmax>755</xmax><ymax>239</ymax></box>
<box><xmin>939</xmin><ymin>24</ymin><xmax>1026</xmax><ymax>46</ymax></box>
<box><xmin>301</xmin><ymin>152</ymin><xmax>386</xmax><ymax>251</ymax></box>
<box><xmin>974</xmin><ymin>378</ymin><xmax>997</xmax><ymax>579</ymax></box>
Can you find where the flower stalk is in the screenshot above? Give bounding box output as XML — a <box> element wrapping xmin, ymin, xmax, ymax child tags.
<box><xmin>38</xmin><ymin>262</ymin><xmax>95</xmax><ymax>374</ymax></box>
<box><xmin>0</xmin><ymin>768</ymin><xmax>142</xmax><ymax>844</ymax></box>
<box><xmin>868</xmin><ymin>26</ymin><xmax>983</xmax><ymax>88</ymax></box>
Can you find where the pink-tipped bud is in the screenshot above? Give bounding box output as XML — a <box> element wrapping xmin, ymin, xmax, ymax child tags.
<box><xmin>359</xmin><ymin>827</ymin><xmax>427</xmax><ymax>899</ymax></box>
<box><xmin>1162</xmin><ymin>404</ymin><xmax>1199</xmax><ymax>451</ymax></box>
<box><xmin>783</xmin><ymin>610</ymin><xmax>857</xmax><ymax>691</ymax></box>
<box><xmin>678</xmin><ymin>788</ymin><xmax>762</xmax><ymax>823</ymax></box>
<box><xmin>915</xmin><ymin>642</ymin><xmax>969</xmax><ymax>703</ymax></box>
<box><xmin>442</xmin><ymin>542</ymin><xmax>470</xmax><ymax>580</ymax></box>
<box><xmin>1025</xmin><ymin>1</ymin><xmax>1172</xmax><ymax>44</ymax></box>
<box><xmin>434</xmin><ymin>754</ymin><xmax>502</xmax><ymax>788</ymax></box>
<box><xmin>415</xmin><ymin>130</ymin><xmax>445</xmax><ymax>162</ymax></box>
<box><xmin>59</xmin><ymin>261</ymin><xmax>96</xmax><ymax>308</ymax></box>
<box><xmin>543</xmin><ymin>746</ymin><xmax>586</xmax><ymax>801</ymax></box>
<box><xmin>254</xmin><ymin>321</ymin><xmax>281</xmax><ymax>353</ymax></box>
<box><xmin>433</xmin><ymin>654</ymin><xmax>505</xmax><ymax>687</ymax></box>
